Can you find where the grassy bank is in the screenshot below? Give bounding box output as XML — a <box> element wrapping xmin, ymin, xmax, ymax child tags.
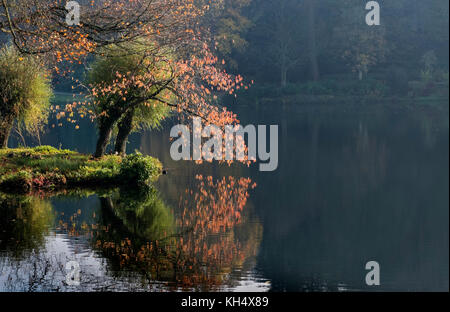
<box><xmin>0</xmin><ymin>146</ymin><xmax>162</xmax><ymax>193</ymax></box>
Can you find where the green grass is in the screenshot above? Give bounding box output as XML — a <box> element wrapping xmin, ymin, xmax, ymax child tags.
<box><xmin>0</xmin><ymin>146</ymin><xmax>162</xmax><ymax>193</ymax></box>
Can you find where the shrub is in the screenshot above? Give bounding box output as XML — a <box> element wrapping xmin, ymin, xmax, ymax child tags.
<box><xmin>119</xmin><ymin>153</ymin><xmax>162</xmax><ymax>184</ymax></box>
<box><xmin>32</xmin><ymin>146</ymin><xmax>59</xmax><ymax>154</ymax></box>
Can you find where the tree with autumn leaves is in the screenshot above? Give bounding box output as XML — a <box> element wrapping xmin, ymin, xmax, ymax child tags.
<box><xmin>86</xmin><ymin>38</ymin><xmax>243</xmax><ymax>157</ymax></box>
<box><xmin>0</xmin><ymin>0</ymin><xmax>246</xmax><ymax>156</ymax></box>
<box><xmin>86</xmin><ymin>41</ymin><xmax>173</xmax><ymax>156</ymax></box>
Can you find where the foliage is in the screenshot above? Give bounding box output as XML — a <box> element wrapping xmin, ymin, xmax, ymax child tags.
<box><xmin>85</xmin><ymin>33</ymin><xmax>244</xmax><ymax>157</ymax></box>
<box><xmin>0</xmin><ymin>0</ymin><xmax>207</xmax><ymax>62</ymax></box>
<box><xmin>119</xmin><ymin>153</ymin><xmax>162</xmax><ymax>184</ymax></box>
<box><xmin>332</xmin><ymin>3</ymin><xmax>388</xmax><ymax>80</ymax></box>
<box><xmin>206</xmin><ymin>0</ymin><xmax>253</xmax><ymax>69</ymax></box>
<box><xmin>0</xmin><ymin>46</ymin><xmax>53</xmax><ymax>147</ymax></box>
<box><xmin>0</xmin><ymin>147</ymin><xmax>161</xmax><ymax>193</ymax></box>
<box><xmin>219</xmin><ymin>0</ymin><xmax>448</xmax><ymax>96</ymax></box>
<box><xmin>2</xmin><ymin>1</ymin><xmax>245</xmax><ymax>158</ymax></box>
<box><xmin>87</xmin><ymin>41</ymin><xmax>171</xmax><ymax>134</ymax></box>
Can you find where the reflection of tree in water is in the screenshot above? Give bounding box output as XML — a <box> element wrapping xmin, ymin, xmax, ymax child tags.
<box><xmin>354</xmin><ymin>122</ymin><xmax>388</xmax><ymax>188</ymax></box>
<box><xmin>92</xmin><ymin>176</ymin><xmax>261</xmax><ymax>290</ymax></box>
<box><xmin>337</xmin><ymin>122</ymin><xmax>388</xmax><ymax>203</ymax></box>
<box><xmin>99</xmin><ymin>186</ymin><xmax>174</xmax><ymax>242</ymax></box>
<box><xmin>0</xmin><ymin>251</ymin><xmax>71</xmax><ymax>292</ymax></box>
<box><xmin>173</xmin><ymin>175</ymin><xmax>260</xmax><ymax>288</ymax></box>
<box><xmin>0</xmin><ymin>194</ymin><xmax>68</xmax><ymax>291</ymax></box>
<box><xmin>0</xmin><ymin>176</ymin><xmax>262</xmax><ymax>291</ymax></box>
<box><xmin>0</xmin><ymin>193</ymin><xmax>54</xmax><ymax>257</ymax></box>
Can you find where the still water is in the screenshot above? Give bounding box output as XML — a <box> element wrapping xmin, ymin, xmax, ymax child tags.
<box><xmin>1</xmin><ymin>98</ymin><xmax>448</xmax><ymax>291</ymax></box>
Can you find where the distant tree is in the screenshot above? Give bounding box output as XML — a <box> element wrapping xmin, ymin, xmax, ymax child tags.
<box><xmin>241</xmin><ymin>0</ymin><xmax>328</xmax><ymax>86</ymax></box>
<box><xmin>387</xmin><ymin>0</ymin><xmax>449</xmax><ymax>74</ymax></box>
<box><xmin>333</xmin><ymin>4</ymin><xmax>388</xmax><ymax>80</ymax></box>
<box><xmin>248</xmin><ymin>0</ymin><xmax>304</xmax><ymax>87</ymax></box>
<box><xmin>206</xmin><ymin>0</ymin><xmax>253</xmax><ymax>70</ymax></box>
<box><xmin>269</xmin><ymin>0</ymin><xmax>304</xmax><ymax>87</ymax></box>
<box><xmin>0</xmin><ymin>46</ymin><xmax>52</xmax><ymax>148</ymax></box>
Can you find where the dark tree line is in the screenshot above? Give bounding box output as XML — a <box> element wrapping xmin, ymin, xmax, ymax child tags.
<box><xmin>211</xmin><ymin>0</ymin><xmax>449</xmax><ymax>91</ymax></box>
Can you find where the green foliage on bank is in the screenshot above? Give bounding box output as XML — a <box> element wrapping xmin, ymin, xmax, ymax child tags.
<box><xmin>0</xmin><ymin>146</ymin><xmax>162</xmax><ymax>193</ymax></box>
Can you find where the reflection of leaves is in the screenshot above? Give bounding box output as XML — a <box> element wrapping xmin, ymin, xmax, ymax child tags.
<box><xmin>0</xmin><ymin>193</ymin><xmax>54</xmax><ymax>257</ymax></box>
<box><xmin>0</xmin><ymin>180</ymin><xmax>262</xmax><ymax>290</ymax></box>
<box><xmin>179</xmin><ymin>175</ymin><xmax>256</xmax><ymax>234</ymax></box>
<box><xmin>90</xmin><ymin>176</ymin><xmax>261</xmax><ymax>289</ymax></box>
<box><xmin>167</xmin><ymin>175</ymin><xmax>259</xmax><ymax>288</ymax></box>
<box><xmin>42</xmin><ymin>177</ymin><xmax>261</xmax><ymax>289</ymax></box>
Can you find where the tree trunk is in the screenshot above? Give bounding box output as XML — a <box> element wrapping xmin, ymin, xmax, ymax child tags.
<box><xmin>307</xmin><ymin>0</ymin><xmax>320</xmax><ymax>81</ymax></box>
<box><xmin>115</xmin><ymin>109</ymin><xmax>134</xmax><ymax>155</ymax></box>
<box><xmin>0</xmin><ymin>116</ymin><xmax>14</xmax><ymax>149</ymax></box>
<box><xmin>95</xmin><ymin>118</ymin><xmax>115</xmax><ymax>158</ymax></box>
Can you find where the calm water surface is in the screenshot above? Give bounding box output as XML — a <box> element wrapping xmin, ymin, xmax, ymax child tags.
<box><xmin>1</xmin><ymin>98</ymin><xmax>448</xmax><ymax>291</ymax></box>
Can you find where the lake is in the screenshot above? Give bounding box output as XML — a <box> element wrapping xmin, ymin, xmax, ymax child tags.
<box><xmin>1</xmin><ymin>96</ymin><xmax>448</xmax><ymax>291</ymax></box>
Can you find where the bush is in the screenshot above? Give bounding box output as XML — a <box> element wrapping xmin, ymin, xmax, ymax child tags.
<box><xmin>119</xmin><ymin>153</ymin><xmax>162</xmax><ymax>184</ymax></box>
<box><xmin>32</xmin><ymin>146</ymin><xmax>59</xmax><ymax>154</ymax></box>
